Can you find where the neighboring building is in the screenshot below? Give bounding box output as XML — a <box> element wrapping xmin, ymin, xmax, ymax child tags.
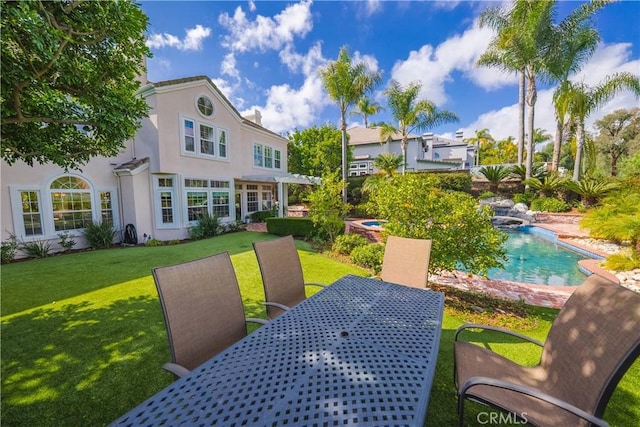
<box><xmin>2</xmin><ymin>74</ymin><xmax>314</xmax><ymax>252</ymax></box>
<box><xmin>347</xmin><ymin>126</ymin><xmax>475</xmax><ymax>175</ymax></box>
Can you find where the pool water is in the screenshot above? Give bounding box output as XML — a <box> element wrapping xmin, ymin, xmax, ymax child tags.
<box><xmin>486</xmin><ymin>228</ymin><xmax>589</xmax><ymax>286</ymax></box>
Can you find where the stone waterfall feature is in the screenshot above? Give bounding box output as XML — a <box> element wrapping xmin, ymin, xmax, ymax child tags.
<box><xmin>479</xmin><ymin>198</ymin><xmax>535</xmax><ymax>228</ymax></box>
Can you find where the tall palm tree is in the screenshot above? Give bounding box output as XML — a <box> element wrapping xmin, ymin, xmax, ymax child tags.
<box><xmin>380</xmin><ymin>80</ymin><xmax>458</xmax><ymax>175</ymax></box>
<box><xmin>563</xmin><ymin>72</ymin><xmax>640</xmax><ymax>181</ymax></box>
<box><xmin>320</xmin><ymin>46</ymin><xmax>381</xmax><ymax>202</ymax></box>
<box><xmin>479</xmin><ymin>1</ymin><xmax>555</xmax><ymax>181</ymax></box>
<box><xmin>547</xmin><ymin>0</ymin><xmax>607</xmax><ymax>171</ymax></box>
<box><xmin>350</xmin><ymin>96</ymin><xmax>384</xmax><ymax>128</ymax></box>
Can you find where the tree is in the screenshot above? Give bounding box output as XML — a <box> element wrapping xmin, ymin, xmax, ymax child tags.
<box><xmin>463</xmin><ymin>129</ymin><xmax>494</xmax><ymax>166</ymax></box>
<box><xmin>306</xmin><ymin>170</ymin><xmax>351</xmax><ymax>244</ymax></box>
<box><xmin>287</xmin><ymin>125</ymin><xmax>345</xmax><ymax>177</ymax></box>
<box><xmin>367</xmin><ymin>173</ymin><xmax>507</xmax><ymax>275</ymax></box>
<box><xmin>1</xmin><ymin>0</ymin><xmax>151</xmax><ymax>169</ymax></box>
<box><xmin>563</xmin><ymin>73</ymin><xmax>640</xmax><ymax>181</ymax></box>
<box><xmin>350</xmin><ymin>96</ymin><xmax>383</xmax><ymax>128</ymax></box>
<box><xmin>373</xmin><ymin>153</ymin><xmax>403</xmax><ymax>178</ymax></box>
<box><xmin>547</xmin><ymin>0</ymin><xmax>607</xmax><ymax>171</ymax></box>
<box><xmin>319</xmin><ymin>46</ymin><xmax>381</xmax><ymax>202</ymax></box>
<box><xmin>380</xmin><ymin>80</ymin><xmax>458</xmax><ymax>175</ymax></box>
<box><xmin>594</xmin><ymin>108</ymin><xmax>640</xmax><ymax>176</ymax></box>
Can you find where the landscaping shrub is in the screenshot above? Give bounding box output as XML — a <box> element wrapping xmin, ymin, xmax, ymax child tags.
<box><xmin>266</xmin><ymin>217</ymin><xmax>315</xmax><ymax>237</ymax></box>
<box><xmin>604</xmin><ymin>251</ymin><xmax>640</xmax><ymax>271</ymax></box>
<box><xmin>144</xmin><ymin>238</ymin><xmax>163</xmax><ymax>246</ymax></box>
<box><xmin>350</xmin><ymin>243</ymin><xmax>384</xmax><ymax>274</ymax></box>
<box><xmin>512</xmin><ymin>191</ymin><xmax>536</xmax><ymax>206</ymax></box>
<box><xmin>1</xmin><ymin>234</ymin><xmax>19</xmax><ymax>263</ymax></box>
<box><xmin>434</xmin><ymin>172</ymin><xmax>472</xmax><ymax>193</ymax></box>
<box><xmin>530</xmin><ymin>197</ymin><xmax>570</xmax><ymax>213</ymax></box>
<box><xmin>20</xmin><ymin>239</ymin><xmax>52</xmax><ymax>258</ymax></box>
<box><xmin>188</xmin><ymin>213</ymin><xmax>220</xmax><ymax>240</ymax></box>
<box><xmin>478</xmin><ymin>191</ymin><xmax>495</xmax><ymax>200</ymax></box>
<box><xmin>332</xmin><ymin>234</ymin><xmax>369</xmax><ymax>256</ymax></box>
<box><xmin>83</xmin><ymin>221</ymin><xmax>117</xmax><ymax>248</ymax></box>
<box><xmin>249</xmin><ymin>208</ymin><xmax>276</xmax><ymax>223</ymax></box>
<box><xmin>57</xmin><ymin>232</ymin><xmax>77</xmax><ymax>252</ymax></box>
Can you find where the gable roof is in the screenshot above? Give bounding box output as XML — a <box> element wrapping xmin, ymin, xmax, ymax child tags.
<box><xmin>140</xmin><ymin>75</ymin><xmax>286</xmax><ymax>141</ymax></box>
<box><xmin>347</xmin><ymin>125</ymin><xmax>421</xmax><ymax>146</ymax></box>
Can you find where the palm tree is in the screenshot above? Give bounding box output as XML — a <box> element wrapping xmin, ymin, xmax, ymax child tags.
<box><xmin>463</xmin><ymin>129</ymin><xmax>494</xmax><ymax>166</ymax></box>
<box><xmin>563</xmin><ymin>73</ymin><xmax>640</xmax><ymax>181</ymax></box>
<box><xmin>547</xmin><ymin>1</ymin><xmax>606</xmax><ymax>172</ymax></box>
<box><xmin>380</xmin><ymin>80</ymin><xmax>458</xmax><ymax>175</ymax></box>
<box><xmin>373</xmin><ymin>153</ymin><xmax>403</xmax><ymax>178</ymax></box>
<box><xmin>320</xmin><ymin>46</ymin><xmax>381</xmax><ymax>202</ymax></box>
<box><xmin>350</xmin><ymin>96</ymin><xmax>383</xmax><ymax>128</ymax></box>
<box><xmin>479</xmin><ymin>1</ymin><xmax>555</xmax><ymax>181</ymax></box>
<box><xmin>478</xmin><ymin>4</ymin><xmax>526</xmax><ymax>166</ymax></box>
<box><xmin>479</xmin><ymin>165</ymin><xmax>511</xmax><ymax>193</ymax></box>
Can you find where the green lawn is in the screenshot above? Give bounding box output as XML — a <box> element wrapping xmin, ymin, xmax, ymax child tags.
<box><xmin>1</xmin><ymin>231</ymin><xmax>638</xmax><ymax>426</ymax></box>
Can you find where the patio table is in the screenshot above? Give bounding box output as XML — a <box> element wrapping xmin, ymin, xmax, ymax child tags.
<box><xmin>111</xmin><ymin>274</ymin><xmax>445</xmax><ymax>427</ymax></box>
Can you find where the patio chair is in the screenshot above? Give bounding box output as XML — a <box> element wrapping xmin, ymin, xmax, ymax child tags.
<box><xmin>253</xmin><ymin>235</ymin><xmax>326</xmax><ymax>319</ymax></box>
<box><xmin>454</xmin><ymin>273</ymin><xmax>640</xmax><ymax>427</ymax></box>
<box><xmin>152</xmin><ymin>252</ymin><xmax>267</xmax><ymax>379</ymax></box>
<box><xmin>379</xmin><ymin>235</ymin><xmax>432</xmax><ymax>288</ymax></box>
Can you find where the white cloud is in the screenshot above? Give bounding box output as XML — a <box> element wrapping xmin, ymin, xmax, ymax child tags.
<box><xmin>353</xmin><ymin>51</ymin><xmax>381</xmax><ymax>75</ymax></box>
<box><xmin>221</xmin><ymin>53</ymin><xmax>240</xmax><ymax>79</ymax></box>
<box><xmin>248</xmin><ymin>0</ymin><xmax>256</xmax><ymax>12</ymax></box>
<box><xmin>242</xmin><ymin>75</ymin><xmax>330</xmax><ymax>134</ymax></box>
<box><xmin>146</xmin><ymin>25</ymin><xmax>211</xmax><ymax>51</ymax></box>
<box><xmin>279</xmin><ymin>42</ymin><xmax>327</xmax><ymax>77</ymax></box>
<box><xmin>390</xmin><ymin>20</ymin><xmax>496</xmax><ymax>104</ymax></box>
<box><xmin>219</xmin><ymin>0</ymin><xmax>313</xmax><ymax>53</ymax></box>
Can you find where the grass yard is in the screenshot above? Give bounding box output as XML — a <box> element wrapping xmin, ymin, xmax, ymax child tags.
<box><xmin>1</xmin><ymin>231</ymin><xmax>638</xmax><ymax>426</ymax></box>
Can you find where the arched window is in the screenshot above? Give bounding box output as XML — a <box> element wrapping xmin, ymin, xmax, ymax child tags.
<box><xmin>50</xmin><ymin>176</ymin><xmax>93</xmax><ymax>231</ymax></box>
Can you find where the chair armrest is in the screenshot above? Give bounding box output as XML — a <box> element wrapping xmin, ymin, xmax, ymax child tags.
<box><xmin>460</xmin><ymin>376</ymin><xmax>609</xmax><ymax>427</ymax></box>
<box><xmin>246</xmin><ymin>317</ymin><xmax>269</xmax><ymax>326</ymax></box>
<box><xmin>262</xmin><ymin>301</ymin><xmax>291</xmax><ymax>311</ymax></box>
<box><xmin>455</xmin><ymin>323</ymin><xmax>544</xmax><ymax>347</ymax></box>
<box><xmin>162</xmin><ymin>362</ymin><xmax>190</xmax><ymax>378</ymax></box>
<box><xmin>304</xmin><ymin>282</ymin><xmax>327</xmax><ymax>288</ymax></box>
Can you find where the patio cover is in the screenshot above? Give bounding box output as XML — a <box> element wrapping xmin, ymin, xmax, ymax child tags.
<box><xmin>239</xmin><ymin>172</ymin><xmax>321</xmax><ymax>217</ymax></box>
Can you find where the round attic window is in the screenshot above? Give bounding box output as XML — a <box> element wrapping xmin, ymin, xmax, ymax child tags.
<box><xmin>197</xmin><ymin>95</ymin><xmax>215</xmax><ymax>117</ymax></box>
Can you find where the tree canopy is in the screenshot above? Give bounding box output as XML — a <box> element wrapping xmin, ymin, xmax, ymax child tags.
<box><xmin>287</xmin><ymin>124</ymin><xmax>348</xmax><ymax>177</ymax></box>
<box><xmin>1</xmin><ymin>0</ymin><xmax>151</xmax><ymax>169</ymax></box>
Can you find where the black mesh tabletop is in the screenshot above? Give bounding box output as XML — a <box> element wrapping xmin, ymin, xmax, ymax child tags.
<box><xmin>111</xmin><ymin>275</ymin><xmax>445</xmax><ymax>427</ymax></box>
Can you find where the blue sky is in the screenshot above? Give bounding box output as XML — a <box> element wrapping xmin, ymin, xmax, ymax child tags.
<box><xmin>141</xmin><ymin>0</ymin><xmax>640</xmax><ymax>141</ymax></box>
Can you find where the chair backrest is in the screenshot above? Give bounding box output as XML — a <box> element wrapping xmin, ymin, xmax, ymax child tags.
<box><xmin>152</xmin><ymin>252</ymin><xmax>248</xmax><ymax>371</ymax></box>
<box><xmin>253</xmin><ymin>235</ymin><xmax>306</xmax><ymax>319</ymax></box>
<box><xmin>380</xmin><ymin>235</ymin><xmax>432</xmax><ymax>288</ymax></box>
<box><xmin>540</xmin><ymin>273</ymin><xmax>640</xmax><ymax>417</ymax></box>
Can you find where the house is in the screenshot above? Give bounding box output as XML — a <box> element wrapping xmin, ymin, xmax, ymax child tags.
<box><xmin>1</xmin><ymin>73</ymin><xmax>314</xmax><ymax>253</ymax></box>
<box><xmin>347</xmin><ymin>126</ymin><xmax>475</xmax><ymax>175</ymax></box>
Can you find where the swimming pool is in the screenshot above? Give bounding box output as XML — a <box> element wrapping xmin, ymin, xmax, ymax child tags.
<box><xmin>486</xmin><ymin>226</ymin><xmax>591</xmax><ymax>286</ymax></box>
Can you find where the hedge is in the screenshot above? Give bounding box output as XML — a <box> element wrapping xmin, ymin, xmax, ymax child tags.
<box><xmin>265</xmin><ymin>217</ymin><xmax>316</xmax><ymax>237</ymax></box>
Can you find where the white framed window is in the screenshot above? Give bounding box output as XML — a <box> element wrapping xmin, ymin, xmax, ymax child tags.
<box><xmin>253</xmin><ymin>143</ymin><xmax>281</xmax><ymax>170</ymax></box>
<box><xmin>200</xmin><ymin>124</ymin><xmax>215</xmax><ymax>156</ymax></box>
<box><xmin>264</xmin><ymin>146</ymin><xmax>273</xmax><ymax>169</ymax></box>
<box><xmin>10</xmin><ymin>175</ymin><xmax>118</xmax><ymax>240</ymax></box>
<box><xmin>196</xmin><ymin>95</ymin><xmax>215</xmax><ymax>118</ymax></box>
<box><xmin>274</xmin><ymin>150</ymin><xmax>281</xmax><ymax>169</ymax></box>
<box><xmin>183</xmin><ymin>178</ymin><xmax>232</xmax><ymax>224</ymax></box>
<box><xmin>154</xmin><ymin>176</ymin><xmax>177</xmax><ymax>228</ymax></box>
<box><xmin>253</xmin><ymin>144</ymin><xmax>263</xmax><ymax>167</ymax></box>
<box><xmin>50</xmin><ymin>176</ymin><xmax>93</xmax><ymax>231</ymax></box>
<box><xmin>183</xmin><ymin>119</ymin><xmax>195</xmax><ymax>153</ymax></box>
<box><xmin>261</xmin><ymin>189</ymin><xmax>272</xmax><ymax>210</ymax></box>
<box><xmin>181</xmin><ymin>116</ymin><xmax>228</xmax><ymax>160</ymax></box>
<box><xmin>218</xmin><ymin>128</ymin><xmax>228</xmax><ymax>158</ymax></box>
<box><xmin>20</xmin><ymin>190</ymin><xmax>43</xmax><ymax>236</ymax></box>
